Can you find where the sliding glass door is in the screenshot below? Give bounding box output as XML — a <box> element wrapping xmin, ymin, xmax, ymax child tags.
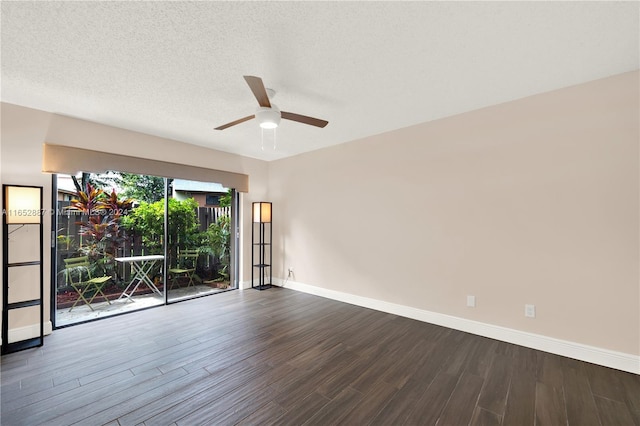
<box><xmin>166</xmin><ymin>178</ymin><xmax>234</xmax><ymax>302</ymax></box>
<box><xmin>53</xmin><ymin>172</ymin><xmax>237</xmax><ymax>327</ymax></box>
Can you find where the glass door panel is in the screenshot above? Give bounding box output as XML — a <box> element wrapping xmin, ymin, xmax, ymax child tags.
<box><xmin>54</xmin><ymin>172</ymin><xmax>165</xmax><ymax>326</ymax></box>
<box><xmin>167</xmin><ymin>178</ymin><xmax>233</xmax><ymax>302</ymax></box>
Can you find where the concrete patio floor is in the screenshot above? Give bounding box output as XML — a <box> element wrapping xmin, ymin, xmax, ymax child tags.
<box><xmin>55</xmin><ymin>285</ymin><xmax>231</xmax><ymax>327</ymax></box>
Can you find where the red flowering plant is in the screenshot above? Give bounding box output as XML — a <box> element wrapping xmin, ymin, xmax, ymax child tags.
<box><xmin>66</xmin><ymin>183</ymin><xmax>133</xmax><ymax>277</ymax></box>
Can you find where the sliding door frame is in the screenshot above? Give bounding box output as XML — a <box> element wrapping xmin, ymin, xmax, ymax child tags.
<box><xmin>50</xmin><ymin>174</ymin><xmax>58</xmax><ymax>329</ymax></box>
<box><xmin>51</xmin><ymin>173</ymin><xmax>240</xmax><ymax>326</ymax></box>
<box><xmin>230</xmin><ymin>189</ymin><xmax>240</xmax><ymax>289</ymax></box>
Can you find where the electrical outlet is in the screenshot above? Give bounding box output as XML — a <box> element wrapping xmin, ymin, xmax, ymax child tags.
<box><xmin>525</xmin><ymin>304</ymin><xmax>536</xmax><ymax>318</ymax></box>
<box><xmin>287</xmin><ymin>267</ymin><xmax>294</xmax><ymax>277</ymax></box>
<box><xmin>466</xmin><ymin>295</ymin><xmax>476</xmax><ymax>307</ymax></box>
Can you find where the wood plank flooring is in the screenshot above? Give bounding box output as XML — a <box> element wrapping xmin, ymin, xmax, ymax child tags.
<box><xmin>1</xmin><ymin>288</ymin><xmax>638</xmax><ymax>425</ymax></box>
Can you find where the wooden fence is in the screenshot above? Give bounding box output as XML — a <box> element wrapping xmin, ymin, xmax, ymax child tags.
<box><xmin>196</xmin><ymin>206</ymin><xmax>231</xmax><ymax>231</ymax></box>
<box><xmin>56</xmin><ymin>202</ymin><xmax>230</xmax><ymax>286</ymax></box>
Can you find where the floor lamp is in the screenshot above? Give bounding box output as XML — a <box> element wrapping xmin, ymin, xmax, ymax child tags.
<box><xmin>251</xmin><ymin>202</ymin><xmax>272</xmax><ymax>290</ymax></box>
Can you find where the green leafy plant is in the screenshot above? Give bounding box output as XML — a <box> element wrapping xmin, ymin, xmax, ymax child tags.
<box><xmin>121</xmin><ymin>199</ymin><xmax>164</xmax><ymax>253</ymax></box>
<box><xmin>108</xmin><ymin>172</ymin><xmax>166</xmax><ymax>203</ymax></box>
<box><xmin>123</xmin><ymin>197</ymin><xmax>201</xmax><ymax>263</ymax></box>
<box><xmin>219</xmin><ymin>189</ymin><xmax>232</xmax><ymax>208</ymax></box>
<box><xmin>204</xmin><ymin>215</ymin><xmax>230</xmax><ymax>281</ymax></box>
<box><xmin>57</xmin><ymin>234</ymin><xmax>75</xmax><ymax>251</ymax></box>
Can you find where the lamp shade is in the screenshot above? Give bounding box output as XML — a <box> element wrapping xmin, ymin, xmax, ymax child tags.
<box><xmin>252</xmin><ymin>202</ymin><xmax>272</xmax><ymax>223</ymax></box>
<box><xmin>4</xmin><ymin>186</ymin><xmax>41</xmax><ymax>224</ymax></box>
<box><xmin>256</xmin><ymin>107</ymin><xmax>281</xmax><ymax>129</ymax></box>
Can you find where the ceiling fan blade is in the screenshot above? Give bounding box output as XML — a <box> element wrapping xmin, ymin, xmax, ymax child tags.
<box><xmin>214</xmin><ymin>114</ymin><xmax>255</xmax><ymax>130</ymax></box>
<box><xmin>244</xmin><ymin>76</ymin><xmax>271</xmax><ymax>108</ymax></box>
<box><xmin>281</xmin><ymin>111</ymin><xmax>328</xmax><ymax>128</ymax></box>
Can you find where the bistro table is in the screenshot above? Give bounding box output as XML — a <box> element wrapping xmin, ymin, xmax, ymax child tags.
<box><xmin>114</xmin><ymin>255</ymin><xmax>164</xmax><ymax>302</ymax></box>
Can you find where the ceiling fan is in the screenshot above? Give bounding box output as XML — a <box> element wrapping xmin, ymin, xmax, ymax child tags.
<box><xmin>214</xmin><ymin>76</ymin><xmax>328</xmax><ymax>131</ymax></box>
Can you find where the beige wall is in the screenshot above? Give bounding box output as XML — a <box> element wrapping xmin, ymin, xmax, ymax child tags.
<box><xmin>269</xmin><ymin>71</ymin><xmax>639</xmax><ymax>355</ymax></box>
<box><xmin>0</xmin><ymin>103</ymin><xmax>269</xmax><ymax>332</ymax></box>
<box><xmin>1</xmin><ymin>106</ymin><xmax>53</xmax><ymax>332</ymax></box>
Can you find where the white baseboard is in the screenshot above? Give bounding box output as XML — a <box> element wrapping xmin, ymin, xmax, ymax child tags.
<box><xmin>275</xmin><ymin>278</ymin><xmax>639</xmax><ymax>375</ymax></box>
<box><xmin>1</xmin><ymin>321</ymin><xmax>53</xmax><ymax>345</ymax></box>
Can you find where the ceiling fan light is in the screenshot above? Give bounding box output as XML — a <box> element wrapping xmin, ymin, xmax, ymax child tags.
<box><xmin>256</xmin><ymin>107</ymin><xmax>281</xmax><ymax>129</ymax></box>
<box><xmin>260</xmin><ymin>121</ymin><xmax>278</xmax><ymax>129</ymax></box>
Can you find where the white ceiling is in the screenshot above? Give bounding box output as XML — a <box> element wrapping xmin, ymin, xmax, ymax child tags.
<box><xmin>1</xmin><ymin>2</ymin><xmax>638</xmax><ymax>161</ymax></box>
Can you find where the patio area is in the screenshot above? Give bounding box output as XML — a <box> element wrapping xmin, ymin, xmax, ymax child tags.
<box><xmin>56</xmin><ymin>284</ymin><xmax>231</xmax><ymax>327</ymax></box>
<box><xmin>53</xmin><ymin>173</ymin><xmax>234</xmax><ymax>327</ymax></box>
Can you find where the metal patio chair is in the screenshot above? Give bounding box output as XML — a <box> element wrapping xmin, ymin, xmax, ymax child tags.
<box><xmin>63</xmin><ymin>256</ymin><xmax>112</xmax><ymax>312</ymax></box>
<box><xmin>168</xmin><ymin>249</ymin><xmax>199</xmax><ymax>291</ymax></box>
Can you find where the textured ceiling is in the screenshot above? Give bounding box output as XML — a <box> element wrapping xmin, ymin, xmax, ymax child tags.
<box><xmin>1</xmin><ymin>2</ymin><xmax>638</xmax><ymax>161</ymax></box>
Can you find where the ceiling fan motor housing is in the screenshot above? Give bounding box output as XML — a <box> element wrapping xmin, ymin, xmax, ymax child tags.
<box><xmin>214</xmin><ymin>76</ymin><xmax>327</xmax><ymax>130</ymax></box>
<box><xmin>256</xmin><ymin>106</ymin><xmax>281</xmax><ymax>129</ymax></box>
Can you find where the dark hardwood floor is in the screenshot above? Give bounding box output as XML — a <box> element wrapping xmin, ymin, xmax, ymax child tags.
<box><xmin>1</xmin><ymin>288</ymin><xmax>638</xmax><ymax>425</ymax></box>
